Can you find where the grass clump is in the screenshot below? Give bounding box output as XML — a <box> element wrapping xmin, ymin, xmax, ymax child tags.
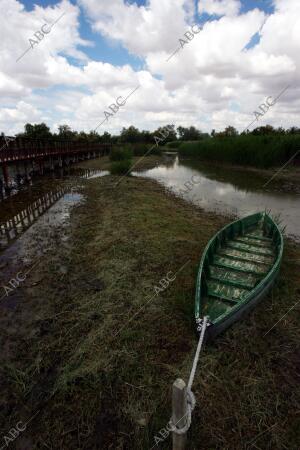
<box><xmin>109</xmin><ymin>146</ymin><xmax>133</xmax><ymax>175</ymax></box>
<box><xmin>165</xmin><ymin>140</ymin><xmax>182</xmax><ymax>149</ymax></box>
<box><xmin>110</xmin><ymin>144</ymin><xmax>162</xmax><ymax>160</ymax></box>
<box><xmin>110</xmin><ymin>146</ymin><xmax>133</xmax><ymax>161</ymax></box>
<box><xmin>110</xmin><ymin>159</ymin><xmax>132</xmax><ymax>175</ymax></box>
<box><xmin>131</xmin><ymin>143</ymin><xmax>163</xmax><ymax>156</ymax></box>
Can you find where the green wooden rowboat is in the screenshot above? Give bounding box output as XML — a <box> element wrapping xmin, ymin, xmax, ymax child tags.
<box><xmin>195</xmin><ymin>212</ymin><xmax>283</xmax><ymax>338</ymax></box>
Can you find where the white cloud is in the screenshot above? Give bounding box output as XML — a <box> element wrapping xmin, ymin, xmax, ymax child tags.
<box><xmin>0</xmin><ymin>101</ymin><xmax>42</xmax><ymax>134</ymax></box>
<box><xmin>198</xmin><ymin>0</ymin><xmax>241</xmax><ymax>17</ymax></box>
<box><xmin>78</xmin><ymin>0</ymin><xmax>193</xmax><ymax>56</ymax></box>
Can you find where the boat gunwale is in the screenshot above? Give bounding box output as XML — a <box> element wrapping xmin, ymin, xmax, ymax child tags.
<box><xmin>195</xmin><ymin>212</ymin><xmax>284</xmax><ymax>328</ymax></box>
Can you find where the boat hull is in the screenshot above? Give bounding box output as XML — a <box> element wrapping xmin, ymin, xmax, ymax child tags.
<box><xmin>195</xmin><ymin>212</ymin><xmax>283</xmax><ymax>338</ymax></box>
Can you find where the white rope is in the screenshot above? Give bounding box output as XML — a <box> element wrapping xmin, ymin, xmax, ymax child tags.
<box><xmin>168</xmin><ymin>389</ymin><xmax>196</xmax><ymax>435</ymax></box>
<box><xmin>188</xmin><ymin>316</ymin><xmax>208</xmax><ymax>390</ymax></box>
<box><xmin>169</xmin><ymin>316</ymin><xmax>209</xmax><ymax>435</ymax></box>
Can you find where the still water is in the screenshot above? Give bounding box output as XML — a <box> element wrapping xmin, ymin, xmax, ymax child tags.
<box><xmin>135</xmin><ymin>157</ymin><xmax>300</xmax><ymax>241</ymax></box>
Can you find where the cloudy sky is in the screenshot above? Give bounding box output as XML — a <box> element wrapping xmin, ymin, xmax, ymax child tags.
<box><xmin>0</xmin><ymin>0</ymin><xmax>299</xmax><ymax>136</ymax></box>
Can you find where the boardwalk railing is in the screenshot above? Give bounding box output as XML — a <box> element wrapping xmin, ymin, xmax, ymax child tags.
<box><xmin>0</xmin><ymin>136</ymin><xmax>111</xmax><ymax>163</ymax></box>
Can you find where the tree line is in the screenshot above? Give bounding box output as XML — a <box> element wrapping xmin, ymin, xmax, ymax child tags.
<box><xmin>2</xmin><ymin>123</ymin><xmax>300</xmax><ymax>144</ymax></box>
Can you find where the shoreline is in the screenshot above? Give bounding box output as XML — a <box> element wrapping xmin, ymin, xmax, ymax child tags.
<box><xmin>177</xmin><ymin>157</ymin><xmax>300</xmax><ymax>193</ymax></box>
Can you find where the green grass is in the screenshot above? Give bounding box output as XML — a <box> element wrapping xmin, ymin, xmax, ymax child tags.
<box><xmin>110</xmin><ymin>159</ymin><xmax>132</xmax><ymax>175</ymax></box>
<box><xmin>0</xmin><ymin>174</ymin><xmax>299</xmax><ymax>449</ymax></box>
<box><xmin>131</xmin><ymin>142</ymin><xmax>164</xmax><ymax>156</ymax></box>
<box><xmin>177</xmin><ymin>135</ymin><xmax>300</xmax><ymax>168</ymax></box>
<box><xmin>109</xmin><ymin>144</ymin><xmax>163</xmax><ymax>161</ymax></box>
<box><xmin>165</xmin><ymin>141</ymin><xmax>182</xmax><ymax>149</ymax></box>
<box><xmin>110</xmin><ymin>146</ymin><xmax>133</xmax><ymax>161</ymax></box>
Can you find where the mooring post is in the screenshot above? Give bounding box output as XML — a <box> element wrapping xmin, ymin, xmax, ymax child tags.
<box><xmin>172</xmin><ymin>378</ymin><xmax>187</xmax><ymax>450</ymax></box>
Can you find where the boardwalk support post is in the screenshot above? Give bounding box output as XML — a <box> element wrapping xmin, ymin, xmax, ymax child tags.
<box><xmin>172</xmin><ymin>378</ymin><xmax>187</xmax><ymax>450</ymax></box>
<box><xmin>2</xmin><ymin>162</ymin><xmax>9</xmax><ymax>190</ymax></box>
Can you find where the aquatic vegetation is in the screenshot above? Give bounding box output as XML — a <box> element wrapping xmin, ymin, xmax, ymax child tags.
<box><xmin>177</xmin><ymin>135</ymin><xmax>300</xmax><ymax>168</ymax></box>
<box><xmin>109</xmin><ymin>146</ymin><xmax>133</xmax><ymax>161</ymax></box>
<box><xmin>110</xmin><ymin>159</ymin><xmax>133</xmax><ymax>175</ymax></box>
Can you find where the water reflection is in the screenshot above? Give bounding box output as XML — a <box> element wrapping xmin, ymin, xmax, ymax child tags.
<box><xmin>0</xmin><ymin>166</ymin><xmax>101</xmax><ymax>252</ymax></box>
<box><xmin>0</xmin><ymin>187</ymin><xmax>83</xmax><ymax>309</ymax></box>
<box><xmin>68</xmin><ymin>168</ymin><xmax>109</xmax><ymax>179</ymax></box>
<box><xmin>134</xmin><ymin>157</ymin><xmax>300</xmax><ymax>241</ymax></box>
<box><xmin>0</xmin><ymin>187</ymin><xmax>71</xmax><ymax>249</ymax></box>
<box><xmin>0</xmin><ymin>166</ymin><xmax>108</xmax><ymax>200</ymax></box>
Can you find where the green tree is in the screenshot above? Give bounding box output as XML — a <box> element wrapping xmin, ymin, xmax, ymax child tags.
<box><xmin>288</xmin><ymin>127</ymin><xmax>300</xmax><ymax>134</ymax></box>
<box><xmin>99</xmin><ymin>131</ymin><xmax>112</xmax><ymax>143</ymax></box>
<box><xmin>75</xmin><ymin>131</ymin><xmax>89</xmax><ymax>142</ymax></box>
<box><xmin>58</xmin><ymin>124</ymin><xmax>75</xmax><ymax>140</ymax></box>
<box><xmin>87</xmin><ymin>130</ymin><xmax>100</xmax><ymax>142</ymax></box>
<box><xmin>251</xmin><ymin>125</ymin><xmax>275</xmax><ymax>135</ymax></box>
<box><xmin>140</xmin><ymin>130</ymin><xmax>153</xmax><ymax>143</ymax></box>
<box><xmin>223</xmin><ymin>126</ymin><xmax>238</xmax><ymax>137</ymax></box>
<box><xmin>120</xmin><ymin>126</ymin><xmax>142</xmax><ymax>143</ymax></box>
<box><xmin>177</xmin><ymin>126</ymin><xmax>204</xmax><ymax>141</ymax></box>
<box><xmin>152</xmin><ymin>124</ymin><xmax>177</xmax><ymax>145</ymax></box>
<box><xmin>19</xmin><ymin>123</ymin><xmax>52</xmax><ymax>139</ymax></box>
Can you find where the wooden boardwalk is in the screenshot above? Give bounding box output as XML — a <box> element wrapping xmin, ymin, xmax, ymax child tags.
<box><xmin>0</xmin><ymin>136</ymin><xmax>111</xmax><ymax>163</ymax></box>
<box><xmin>0</xmin><ymin>136</ymin><xmax>111</xmax><ymax>189</ymax></box>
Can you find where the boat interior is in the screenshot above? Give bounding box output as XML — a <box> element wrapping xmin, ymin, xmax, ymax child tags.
<box><xmin>199</xmin><ymin>213</ymin><xmax>282</xmax><ymax>322</ymax></box>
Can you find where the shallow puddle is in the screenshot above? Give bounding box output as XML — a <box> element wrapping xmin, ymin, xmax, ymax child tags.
<box><xmin>0</xmin><ymin>167</ymin><xmax>99</xmax><ymax>307</ymax></box>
